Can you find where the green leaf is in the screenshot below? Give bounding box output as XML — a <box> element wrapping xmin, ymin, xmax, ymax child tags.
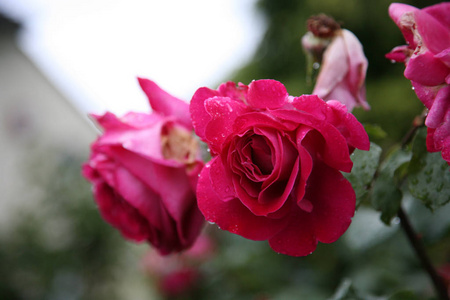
<box><xmin>371</xmin><ymin>147</ymin><xmax>412</xmax><ymax>225</ymax></box>
<box><xmin>408</xmin><ymin>127</ymin><xmax>450</xmax><ymax>211</ymax></box>
<box><xmin>344</xmin><ymin>142</ymin><xmax>382</xmax><ymax>207</ymax></box>
<box><xmin>364</xmin><ymin>123</ymin><xmax>388</xmax><ymax>140</ymax></box>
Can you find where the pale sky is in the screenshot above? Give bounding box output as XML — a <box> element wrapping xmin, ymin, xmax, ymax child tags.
<box><xmin>0</xmin><ymin>0</ymin><xmax>263</xmax><ymax>115</ymax></box>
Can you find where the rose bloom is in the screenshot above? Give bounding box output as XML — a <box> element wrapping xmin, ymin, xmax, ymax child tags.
<box><xmin>302</xmin><ymin>16</ymin><xmax>369</xmax><ymax>112</ymax></box>
<box><xmin>82</xmin><ymin>78</ymin><xmax>205</xmax><ymax>255</ymax></box>
<box><xmin>190</xmin><ymin>79</ymin><xmax>369</xmax><ymax>256</ymax></box>
<box><xmin>386</xmin><ymin>2</ymin><xmax>450</xmax><ymax>165</ymax></box>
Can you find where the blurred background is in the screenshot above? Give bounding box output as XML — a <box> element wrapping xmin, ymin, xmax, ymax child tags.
<box><xmin>0</xmin><ymin>0</ymin><xmax>449</xmax><ymax>299</ymax></box>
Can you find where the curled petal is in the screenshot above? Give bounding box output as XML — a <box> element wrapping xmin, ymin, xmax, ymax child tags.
<box><xmin>247</xmin><ymin>79</ymin><xmax>288</xmax><ymax>109</ymax></box>
<box><xmin>197</xmin><ymin>166</ymin><xmax>288</xmax><ymax>240</ymax></box>
<box><xmin>189</xmin><ymin>87</ymin><xmax>220</xmax><ymax>140</ymax></box>
<box><xmin>138</xmin><ymin>78</ymin><xmax>192</xmax><ymax>129</ymax></box>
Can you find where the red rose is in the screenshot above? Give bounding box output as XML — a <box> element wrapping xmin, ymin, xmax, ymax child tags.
<box><xmin>82</xmin><ymin>78</ymin><xmax>205</xmax><ymax>255</ymax></box>
<box><xmin>190</xmin><ymin>79</ymin><xmax>369</xmax><ymax>256</ymax></box>
<box><xmin>386</xmin><ymin>2</ymin><xmax>450</xmax><ymax>165</ymax></box>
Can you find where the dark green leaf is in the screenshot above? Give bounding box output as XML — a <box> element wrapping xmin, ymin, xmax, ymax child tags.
<box><xmin>344</xmin><ymin>142</ymin><xmax>382</xmax><ymax>207</ymax></box>
<box><xmin>371</xmin><ymin>147</ymin><xmax>412</xmax><ymax>225</ymax></box>
<box><xmin>364</xmin><ymin>124</ymin><xmax>388</xmax><ymax>140</ymax></box>
<box><xmin>408</xmin><ymin>127</ymin><xmax>450</xmax><ymax>211</ymax></box>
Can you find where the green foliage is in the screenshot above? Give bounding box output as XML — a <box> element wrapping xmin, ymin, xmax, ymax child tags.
<box><xmin>0</xmin><ymin>152</ymin><xmax>126</xmax><ymax>300</ymax></box>
<box><xmin>370</xmin><ymin>147</ymin><xmax>412</xmax><ymax>225</ymax></box>
<box><xmin>344</xmin><ymin>142</ymin><xmax>382</xmax><ymax>207</ymax></box>
<box><xmin>388</xmin><ymin>291</ymin><xmax>421</xmax><ymax>300</ymax></box>
<box><xmin>408</xmin><ymin>127</ymin><xmax>450</xmax><ymax>211</ymax></box>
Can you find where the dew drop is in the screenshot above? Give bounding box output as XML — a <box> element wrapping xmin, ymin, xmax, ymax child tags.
<box><xmin>390</xmin><ymin>59</ymin><xmax>396</xmax><ymax>64</ymax></box>
<box><xmin>312</xmin><ymin>62</ymin><xmax>320</xmax><ymax>70</ymax></box>
<box><xmin>392</xmin><ymin>217</ymin><xmax>400</xmax><ymax>225</ymax></box>
<box><xmin>411</xmin><ymin>86</ymin><xmax>415</xmax><ymax>90</ymax></box>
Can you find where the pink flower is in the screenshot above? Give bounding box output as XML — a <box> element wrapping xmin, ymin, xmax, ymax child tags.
<box><xmin>386</xmin><ymin>2</ymin><xmax>450</xmax><ymax>164</ymax></box>
<box><xmin>142</xmin><ymin>234</ymin><xmax>215</xmax><ymax>297</ymax></box>
<box><xmin>310</xmin><ymin>29</ymin><xmax>369</xmax><ymax>112</ymax></box>
<box><xmin>82</xmin><ymin>77</ymin><xmax>205</xmax><ymax>255</ymax></box>
<box><xmin>190</xmin><ymin>79</ymin><xmax>369</xmax><ymax>256</ymax></box>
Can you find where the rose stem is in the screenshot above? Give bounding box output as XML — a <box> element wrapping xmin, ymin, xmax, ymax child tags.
<box><xmin>397</xmin><ymin>206</ymin><xmax>449</xmax><ymax>300</ymax></box>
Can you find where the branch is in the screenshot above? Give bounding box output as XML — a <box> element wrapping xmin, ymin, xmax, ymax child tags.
<box><xmin>397</xmin><ymin>207</ymin><xmax>449</xmax><ymax>300</ymax></box>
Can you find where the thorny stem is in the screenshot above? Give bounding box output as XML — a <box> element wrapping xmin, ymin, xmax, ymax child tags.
<box><xmin>397</xmin><ymin>207</ymin><xmax>449</xmax><ymax>300</ymax></box>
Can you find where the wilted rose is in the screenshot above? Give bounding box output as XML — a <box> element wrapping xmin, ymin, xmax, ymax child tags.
<box><xmin>302</xmin><ymin>14</ymin><xmax>369</xmax><ymax>112</ymax></box>
<box><xmin>82</xmin><ymin>77</ymin><xmax>205</xmax><ymax>255</ymax></box>
<box><xmin>190</xmin><ymin>79</ymin><xmax>369</xmax><ymax>256</ymax></box>
<box><xmin>386</xmin><ymin>2</ymin><xmax>450</xmax><ymax>165</ymax></box>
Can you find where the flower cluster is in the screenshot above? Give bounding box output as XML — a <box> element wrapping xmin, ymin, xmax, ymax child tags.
<box><xmin>83</xmin><ymin>3</ymin><xmax>449</xmax><ymax>259</ymax></box>
<box><xmin>386</xmin><ymin>2</ymin><xmax>450</xmax><ymax>165</ymax></box>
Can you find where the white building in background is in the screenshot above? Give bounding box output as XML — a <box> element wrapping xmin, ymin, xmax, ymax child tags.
<box><xmin>0</xmin><ymin>13</ymin><xmax>95</xmax><ymax>232</ymax></box>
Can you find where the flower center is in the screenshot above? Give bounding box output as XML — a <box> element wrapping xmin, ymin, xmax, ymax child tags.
<box><xmin>161</xmin><ymin>123</ymin><xmax>199</xmax><ymax>164</ymax></box>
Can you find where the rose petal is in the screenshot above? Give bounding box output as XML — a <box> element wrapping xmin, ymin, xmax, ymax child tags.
<box><xmin>270</xmin><ymin>109</ymin><xmax>353</xmax><ymax>172</ymax></box>
<box><xmin>342</xmin><ymin>29</ymin><xmax>368</xmax><ymax>103</ymax></box>
<box><xmin>247</xmin><ymin>79</ymin><xmax>288</xmax><ymax>109</ymax></box>
<box><xmin>313</xmin><ymin>34</ymin><xmax>349</xmax><ymax>98</ymax></box>
<box><xmin>308</xmin><ymin>162</ymin><xmax>356</xmax><ymax>243</ymax></box>
<box><xmin>234</xmin><ymin>111</ymin><xmax>299</xmax><ymax>133</ymax></box>
<box><xmin>426</xmin><ymin>85</ymin><xmax>450</xmax><ymax>128</ymax></box>
<box><xmin>404</xmin><ymin>51</ymin><xmax>448</xmax><ymax>86</ymax></box>
<box><xmin>92</xmin><ymin>111</ymin><xmax>162</xmax><ymax>131</ymax></box>
<box><xmin>326</xmin><ymin>100</ymin><xmax>370</xmax><ymax>151</ymax></box>
<box><xmin>414</xmin><ymin>8</ymin><xmax>450</xmax><ymax>55</ymax></box>
<box><xmin>93</xmin><ymin>118</ymin><xmax>169</xmax><ymax>163</ymax></box>
<box><xmin>292</xmin><ymin>94</ymin><xmax>327</xmax><ymax>120</ymax></box>
<box><xmin>423</xmin><ymin>2</ymin><xmax>450</xmax><ymax>29</ymax></box>
<box><xmin>138</xmin><ymin>77</ymin><xmax>192</xmax><ymax>129</ymax></box>
<box><xmin>204</xmin><ymin>96</ymin><xmax>249</xmax><ymax>153</ymax></box>
<box><xmin>208</xmin><ymin>157</ymin><xmax>236</xmax><ymax>201</ymax></box>
<box><xmin>268</xmin><ymin>208</ymin><xmax>317</xmax><ymax>256</ymax></box>
<box><xmin>385</xmin><ymin>45</ymin><xmax>410</xmax><ymax>63</ymax></box>
<box><xmin>189</xmin><ymin>87</ymin><xmax>220</xmax><ymax>141</ymax></box>
<box><xmin>217</xmin><ymin>81</ymin><xmax>249</xmax><ymax>102</ymax></box>
<box><xmin>435</xmin><ymin>48</ymin><xmax>450</xmax><ymax>69</ymax></box>
<box><xmin>92</xmin><ymin>180</ymin><xmax>150</xmax><ymax>242</ymax></box>
<box><xmin>388</xmin><ymin>3</ymin><xmax>419</xmax><ymax>47</ymax></box>
<box><xmin>103</xmin><ymin>146</ymin><xmax>197</xmax><ymax>225</ymax></box>
<box><xmin>197</xmin><ymin>166</ymin><xmax>288</xmax><ymax>240</ymax></box>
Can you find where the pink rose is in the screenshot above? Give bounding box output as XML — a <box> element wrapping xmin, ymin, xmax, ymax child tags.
<box><xmin>82</xmin><ymin>78</ymin><xmax>205</xmax><ymax>255</ymax></box>
<box><xmin>190</xmin><ymin>79</ymin><xmax>369</xmax><ymax>256</ymax></box>
<box><xmin>386</xmin><ymin>2</ymin><xmax>450</xmax><ymax>164</ymax></box>
<box><xmin>309</xmin><ymin>28</ymin><xmax>369</xmax><ymax>112</ymax></box>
